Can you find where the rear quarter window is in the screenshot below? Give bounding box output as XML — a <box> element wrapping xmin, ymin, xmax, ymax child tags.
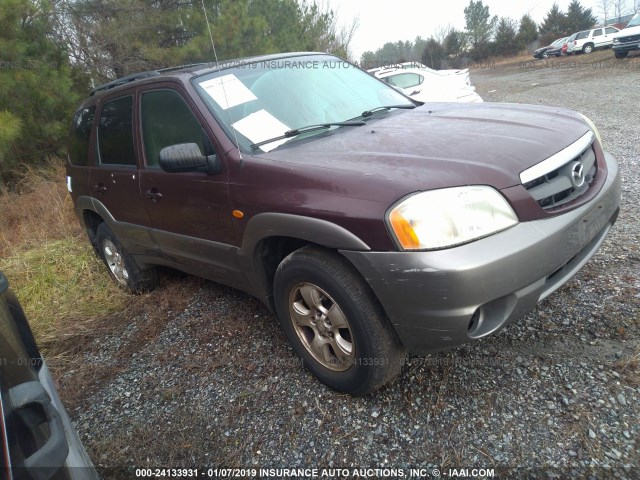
<box><xmin>68</xmin><ymin>106</ymin><xmax>95</xmax><ymax>166</ymax></box>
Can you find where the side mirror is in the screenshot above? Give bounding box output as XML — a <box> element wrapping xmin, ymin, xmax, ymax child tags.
<box><xmin>158</xmin><ymin>143</ymin><xmax>222</xmax><ymax>175</ymax></box>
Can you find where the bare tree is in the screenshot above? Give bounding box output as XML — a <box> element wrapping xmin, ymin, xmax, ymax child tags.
<box><xmin>599</xmin><ymin>0</ymin><xmax>611</xmax><ymax>23</ymax></box>
<box><xmin>612</xmin><ymin>0</ymin><xmax>630</xmax><ymax>21</ymax></box>
<box><xmin>433</xmin><ymin>25</ymin><xmax>453</xmax><ymax>44</ymax></box>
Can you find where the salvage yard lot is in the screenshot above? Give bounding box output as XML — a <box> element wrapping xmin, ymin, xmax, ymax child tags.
<box><xmin>51</xmin><ymin>51</ymin><xmax>638</xmax><ymax>478</ymax></box>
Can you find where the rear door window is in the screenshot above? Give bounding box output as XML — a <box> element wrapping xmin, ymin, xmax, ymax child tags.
<box><xmin>97</xmin><ymin>96</ymin><xmax>137</xmax><ymax>166</ymax></box>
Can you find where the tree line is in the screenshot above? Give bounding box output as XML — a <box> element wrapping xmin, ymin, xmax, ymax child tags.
<box><xmin>361</xmin><ymin>0</ymin><xmax>627</xmax><ymax>69</ymax></box>
<box><xmin>0</xmin><ymin>0</ymin><xmax>355</xmax><ymax>183</ymax></box>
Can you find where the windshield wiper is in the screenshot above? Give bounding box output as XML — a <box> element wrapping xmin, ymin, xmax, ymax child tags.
<box><xmin>250</xmin><ymin>121</ymin><xmax>365</xmax><ymax>149</ymax></box>
<box><xmin>360</xmin><ymin>104</ymin><xmax>416</xmax><ymax>118</ymax></box>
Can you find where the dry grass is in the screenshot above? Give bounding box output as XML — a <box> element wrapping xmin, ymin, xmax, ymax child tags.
<box><xmin>0</xmin><ymin>238</ymin><xmax>130</xmax><ymax>342</ymax></box>
<box><xmin>0</xmin><ymin>159</ymin><xmax>130</xmax><ymax>350</ymax></box>
<box><xmin>614</xmin><ymin>347</ymin><xmax>640</xmax><ymax>388</ymax></box>
<box><xmin>0</xmin><ymin>159</ymin><xmax>80</xmax><ymax>257</ymax></box>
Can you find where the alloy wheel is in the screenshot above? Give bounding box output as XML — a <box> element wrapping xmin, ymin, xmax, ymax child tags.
<box><xmin>288</xmin><ymin>282</ymin><xmax>355</xmax><ymax>371</ymax></box>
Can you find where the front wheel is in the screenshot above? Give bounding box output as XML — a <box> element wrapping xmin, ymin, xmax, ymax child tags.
<box><xmin>615</xmin><ymin>51</ymin><xmax>628</xmax><ymax>59</ymax></box>
<box><xmin>273</xmin><ymin>246</ymin><xmax>406</xmax><ymax>395</ymax></box>
<box><xmin>96</xmin><ymin>223</ymin><xmax>158</xmax><ymax>293</ymax></box>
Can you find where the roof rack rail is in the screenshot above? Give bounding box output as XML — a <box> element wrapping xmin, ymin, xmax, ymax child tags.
<box><xmin>90</xmin><ymin>71</ymin><xmax>161</xmax><ymax>96</ymax></box>
<box><xmin>89</xmin><ymin>63</ymin><xmax>209</xmax><ymax>96</ymax></box>
<box><xmin>157</xmin><ymin>62</ymin><xmax>207</xmax><ymax>73</ymax></box>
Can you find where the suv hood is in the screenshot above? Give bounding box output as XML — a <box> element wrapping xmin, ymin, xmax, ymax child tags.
<box><xmin>259</xmin><ymin>102</ymin><xmax>590</xmax><ymax>193</ymax></box>
<box><xmin>615</xmin><ymin>23</ymin><xmax>640</xmax><ymax>36</ymax></box>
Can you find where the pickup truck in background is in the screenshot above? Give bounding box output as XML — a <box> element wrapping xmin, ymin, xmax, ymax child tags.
<box><xmin>613</xmin><ymin>13</ymin><xmax>640</xmax><ymax>58</ymax></box>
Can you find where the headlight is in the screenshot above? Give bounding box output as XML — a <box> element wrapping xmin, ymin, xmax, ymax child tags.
<box><xmin>387</xmin><ymin>186</ymin><xmax>519</xmax><ymax>250</ymax></box>
<box><xmin>580</xmin><ymin>113</ymin><xmax>603</xmax><ymax>147</ymax></box>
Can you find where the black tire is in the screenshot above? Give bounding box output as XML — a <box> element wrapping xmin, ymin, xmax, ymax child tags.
<box><xmin>542</xmin><ymin>51</ymin><xmax>549</xmax><ymax>59</ymax></box>
<box><xmin>95</xmin><ymin>223</ymin><xmax>158</xmax><ymax>293</ymax></box>
<box><xmin>273</xmin><ymin>246</ymin><xmax>406</xmax><ymax>395</ymax></box>
<box><xmin>615</xmin><ymin>51</ymin><xmax>628</xmax><ymax>59</ymax></box>
<box><xmin>583</xmin><ymin>43</ymin><xmax>594</xmax><ymax>54</ymax></box>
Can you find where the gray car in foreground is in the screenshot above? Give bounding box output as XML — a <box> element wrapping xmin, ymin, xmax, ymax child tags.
<box><xmin>0</xmin><ymin>271</ymin><xmax>98</xmax><ymax>480</ymax></box>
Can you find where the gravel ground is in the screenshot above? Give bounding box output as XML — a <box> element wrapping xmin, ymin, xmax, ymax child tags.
<box><xmin>57</xmin><ymin>52</ymin><xmax>639</xmax><ymax>479</ymax></box>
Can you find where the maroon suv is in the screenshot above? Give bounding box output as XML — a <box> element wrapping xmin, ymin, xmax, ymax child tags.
<box><xmin>67</xmin><ymin>52</ymin><xmax>621</xmax><ymax>395</ymax></box>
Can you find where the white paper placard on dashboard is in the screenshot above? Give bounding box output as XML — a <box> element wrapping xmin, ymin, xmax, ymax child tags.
<box><xmin>200</xmin><ymin>74</ymin><xmax>257</xmax><ymax>110</ymax></box>
<box><xmin>232</xmin><ymin>110</ymin><xmax>290</xmax><ymax>153</ymax></box>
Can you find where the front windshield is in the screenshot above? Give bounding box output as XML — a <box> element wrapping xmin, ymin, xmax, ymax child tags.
<box><xmin>193</xmin><ymin>54</ymin><xmax>413</xmax><ymax>153</ymax></box>
<box><xmin>627</xmin><ymin>13</ymin><xmax>640</xmax><ymax>28</ymax></box>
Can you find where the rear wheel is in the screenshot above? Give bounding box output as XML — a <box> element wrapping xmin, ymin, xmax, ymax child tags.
<box><xmin>583</xmin><ymin>43</ymin><xmax>594</xmax><ymax>54</ymax></box>
<box><xmin>96</xmin><ymin>223</ymin><xmax>158</xmax><ymax>293</ymax></box>
<box><xmin>273</xmin><ymin>246</ymin><xmax>406</xmax><ymax>395</ymax></box>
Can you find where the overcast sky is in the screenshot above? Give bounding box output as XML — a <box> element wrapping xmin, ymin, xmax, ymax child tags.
<box><xmin>323</xmin><ymin>0</ymin><xmax>606</xmax><ymax>60</ymax></box>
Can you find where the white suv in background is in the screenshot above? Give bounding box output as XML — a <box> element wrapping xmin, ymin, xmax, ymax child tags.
<box><xmin>568</xmin><ymin>26</ymin><xmax>620</xmax><ymax>53</ymax></box>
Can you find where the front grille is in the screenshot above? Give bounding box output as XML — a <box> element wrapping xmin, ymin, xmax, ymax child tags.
<box><xmin>521</xmin><ymin>132</ymin><xmax>597</xmax><ymax>211</ymax></box>
<box><xmin>619</xmin><ymin>34</ymin><xmax>640</xmax><ymax>43</ymax></box>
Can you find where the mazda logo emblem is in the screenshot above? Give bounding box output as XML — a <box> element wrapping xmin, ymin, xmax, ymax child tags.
<box><xmin>571</xmin><ymin>162</ymin><xmax>585</xmax><ymax>188</ymax></box>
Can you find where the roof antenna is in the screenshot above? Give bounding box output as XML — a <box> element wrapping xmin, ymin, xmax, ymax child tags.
<box><xmin>200</xmin><ymin>0</ymin><xmax>244</xmax><ymax>162</ymax></box>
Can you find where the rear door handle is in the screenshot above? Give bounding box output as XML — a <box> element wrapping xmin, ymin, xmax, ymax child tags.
<box><xmin>145</xmin><ymin>188</ymin><xmax>163</xmax><ymax>202</ymax></box>
<box><xmin>92</xmin><ymin>183</ymin><xmax>107</xmax><ymax>194</ymax></box>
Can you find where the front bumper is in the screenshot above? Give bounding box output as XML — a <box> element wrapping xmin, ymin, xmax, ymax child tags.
<box><xmin>341</xmin><ymin>153</ymin><xmax>621</xmax><ymax>354</ymax></box>
<box><xmin>613</xmin><ymin>40</ymin><xmax>640</xmax><ymax>53</ymax></box>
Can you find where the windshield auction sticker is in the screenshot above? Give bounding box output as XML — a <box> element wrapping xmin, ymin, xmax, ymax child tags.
<box><xmin>200</xmin><ymin>74</ymin><xmax>257</xmax><ymax>110</ymax></box>
<box><xmin>232</xmin><ymin>109</ymin><xmax>290</xmax><ymax>152</ymax></box>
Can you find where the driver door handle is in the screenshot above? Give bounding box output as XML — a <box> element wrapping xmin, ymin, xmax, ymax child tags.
<box><xmin>145</xmin><ymin>188</ymin><xmax>163</xmax><ymax>202</ymax></box>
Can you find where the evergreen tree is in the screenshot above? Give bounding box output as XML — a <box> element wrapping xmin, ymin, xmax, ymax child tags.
<box><xmin>421</xmin><ymin>38</ymin><xmax>446</xmax><ymax>69</ymax></box>
<box><xmin>517</xmin><ymin>14</ymin><xmax>539</xmax><ymax>49</ymax></box>
<box><xmin>0</xmin><ymin>0</ymin><xmax>78</xmax><ymax>177</ymax></box>
<box><xmin>64</xmin><ymin>0</ymin><xmax>353</xmax><ymax>84</ymax></box>
<box><xmin>493</xmin><ymin>17</ymin><xmax>519</xmax><ymax>56</ymax></box>
<box><xmin>539</xmin><ymin>3</ymin><xmax>569</xmax><ymax>44</ymax></box>
<box><xmin>444</xmin><ymin>28</ymin><xmax>467</xmax><ymax>58</ymax></box>
<box><xmin>464</xmin><ymin>0</ymin><xmax>497</xmax><ymax>59</ymax></box>
<box><xmin>566</xmin><ymin>0</ymin><xmax>597</xmax><ymax>32</ymax></box>
<box><xmin>412</xmin><ymin>36</ymin><xmax>428</xmax><ymax>63</ymax></box>
<box><xmin>360</xmin><ymin>50</ymin><xmax>378</xmax><ymax>67</ymax></box>
<box><xmin>360</xmin><ymin>40</ymin><xmax>419</xmax><ymax>66</ymax></box>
